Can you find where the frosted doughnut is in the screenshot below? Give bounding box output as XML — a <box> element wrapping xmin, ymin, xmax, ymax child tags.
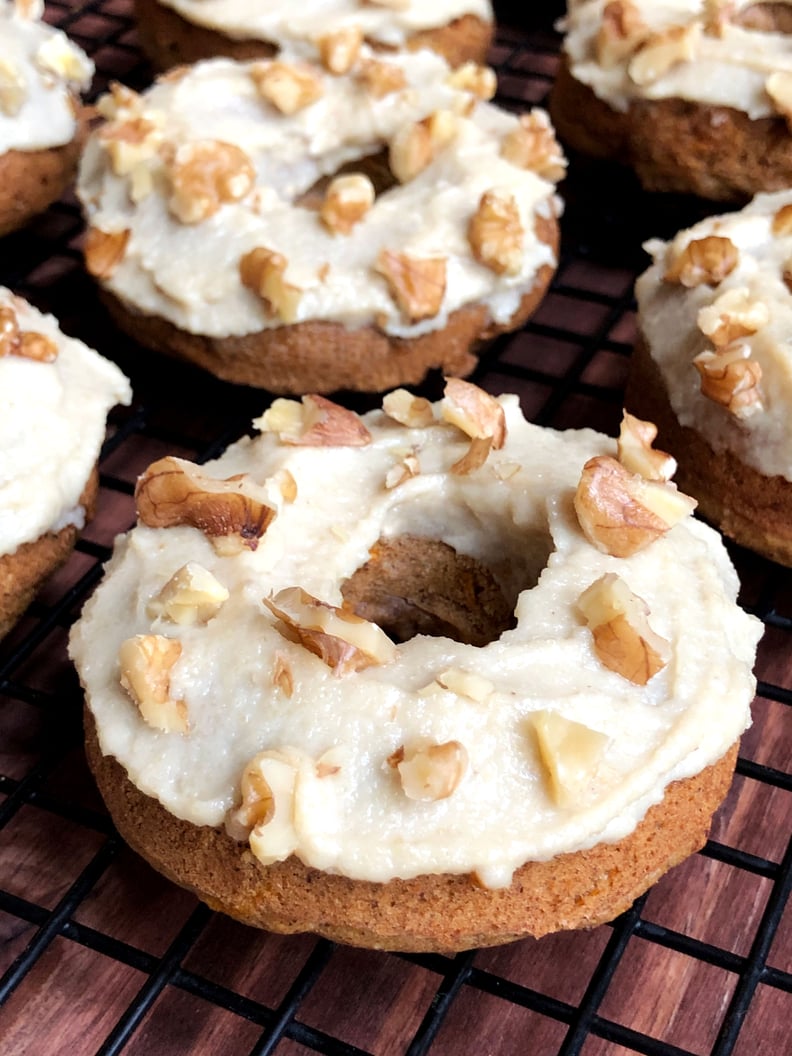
<box><xmin>77</xmin><ymin>49</ymin><xmax>565</xmax><ymax>394</ymax></box>
<box><xmin>69</xmin><ymin>383</ymin><xmax>761</xmax><ymax>951</ymax></box>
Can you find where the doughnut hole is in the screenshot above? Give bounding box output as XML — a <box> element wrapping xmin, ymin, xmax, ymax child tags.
<box><xmin>295</xmin><ymin>151</ymin><xmax>397</xmax><ymax>211</ymax></box>
<box><xmin>340</xmin><ymin>530</ymin><xmax>553</xmax><ymax>647</ymax></box>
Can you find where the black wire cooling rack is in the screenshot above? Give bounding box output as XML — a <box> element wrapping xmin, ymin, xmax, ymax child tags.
<box><xmin>2</xmin><ymin>3</ymin><xmax>792</xmax><ymax>1053</ymax></box>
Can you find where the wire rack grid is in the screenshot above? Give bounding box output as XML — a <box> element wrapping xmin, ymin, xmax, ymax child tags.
<box><xmin>1</xmin><ymin>2</ymin><xmax>792</xmax><ymax>1054</ymax></box>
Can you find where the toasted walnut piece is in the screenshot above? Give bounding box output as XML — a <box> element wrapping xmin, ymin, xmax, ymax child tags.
<box><xmin>578</xmin><ymin>573</ymin><xmax>670</xmax><ymax>685</ymax></box>
<box><xmin>664</xmin><ymin>236</ymin><xmax>739</xmax><ymax>288</ymax></box>
<box><xmin>257</xmin><ymin>394</ymin><xmax>372</xmax><ymax>446</ymax></box>
<box><xmin>694</xmin><ymin>344</ymin><xmax>764</xmax><ymax>418</ymax></box>
<box><xmin>240</xmin><ymin>247</ymin><xmax>302</xmax><ymax>323</ymax></box>
<box><xmin>532</xmin><ymin>711</ymin><xmax>609</xmax><ymax>808</ymax></box>
<box><xmin>96</xmin><ymin>80</ymin><xmax>140</xmax><ymax>121</ymax></box>
<box><xmin>449</xmin><ymin>436</ymin><xmax>492</xmax><ymax>476</ymax></box>
<box><xmin>702</xmin><ymin>0</ymin><xmax>734</xmax><ymax>37</ymax></box>
<box><xmin>225</xmin><ymin>747</ymin><xmax>309</xmax><ymax>850</ymax></box>
<box><xmin>468</xmin><ymin>190</ymin><xmax>524</xmax><ymax>276</ymax></box>
<box><xmin>0</xmin><ymin>59</ymin><xmax>26</xmax><ymax>116</ymax></box>
<box><xmin>442</xmin><ymin>378</ymin><xmax>507</xmax><ymax>449</ymax></box>
<box><xmin>136</xmin><ymin>456</ymin><xmax>276</xmax><ymax>550</ymax></box>
<box><xmin>595</xmin><ymin>0</ymin><xmax>647</xmax><ymax>66</ymax></box>
<box><xmin>395</xmin><ymin>741</ymin><xmax>468</xmax><ymax>802</ymax></box>
<box><xmin>767</xmin><ymin>71</ymin><xmax>792</xmax><ymax>128</ymax></box>
<box><xmin>0</xmin><ymin>306</ymin><xmax>19</xmax><ymax>356</ymax></box>
<box><xmin>697</xmin><ymin>287</ymin><xmax>769</xmax><ymax>349</ymax></box>
<box><xmin>628</xmin><ymin>23</ymin><xmax>701</xmax><ymax>86</ymax></box>
<box><xmin>375</xmin><ymin>250</ymin><xmax>446</xmax><ymax>322</ymax></box>
<box><xmin>271</xmin><ymin>651</ymin><xmax>294</xmax><ymax>698</ymax></box>
<box><xmin>320</xmin><ymin>173</ymin><xmax>375</xmax><ymax>235</ymax></box>
<box><xmin>36</xmin><ymin>35</ymin><xmax>91</xmax><ymax>82</ymax></box>
<box><xmin>447</xmin><ymin>62</ymin><xmax>497</xmax><ymax>100</ymax></box>
<box><xmin>17</xmin><ymin>331</ymin><xmax>57</xmax><ymax>363</ymax></box>
<box><xmin>382</xmin><ymin>389</ymin><xmax>434</xmax><ymax>428</ymax></box>
<box><xmin>317</xmin><ymin>25</ymin><xmax>363</xmax><ymax>74</ymax></box>
<box><xmin>436</xmin><ymin>668</ymin><xmax>494</xmax><ymax>702</ymax></box>
<box><xmin>252</xmin><ymin>60</ymin><xmax>324</xmax><ymax>114</ymax></box>
<box><xmin>356</xmin><ymin>57</ymin><xmax>407</xmax><ymax>98</ymax></box>
<box><xmin>167</xmin><ymin>140</ymin><xmax>255</xmax><ymax>225</ymax></box>
<box><xmin>574</xmin><ymin>455</ymin><xmax>696</xmax><ymax>557</ymax></box>
<box><xmin>501</xmin><ymin>111</ymin><xmax>567</xmax><ymax>181</ymax></box>
<box><xmin>617</xmin><ymin>411</ymin><xmax>676</xmax><ymax>482</ymax></box>
<box><xmin>389</xmin><ymin>120</ymin><xmax>433</xmax><ymax>183</ymax></box>
<box><xmin>265</xmin><ymin>586</ymin><xmax>397</xmax><ymax>675</ymax></box>
<box><xmin>385</xmin><ymin>451</ymin><xmax>420</xmax><ymax>489</ymax></box>
<box><xmin>773</xmin><ymin>203</ymin><xmax>792</xmax><ymax>236</ymax></box>
<box><xmin>84</xmin><ymin>227</ymin><xmax>131</xmax><ymax>280</ymax></box>
<box><xmin>99</xmin><ymin>116</ymin><xmax>163</xmax><ymax>177</ymax></box>
<box><xmin>146</xmin><ymin>562</ymin><xmax>229</xmax><ymax>626</ymax></box>
<box><xmin>274</xmin><ymin>468</ymin><xmax>298</xmax><ymax>503</ymax></box>
<box><xmin>118</xmin><ymin>635</ymin><xmax>187</xmax><ymax>733</ymax></box>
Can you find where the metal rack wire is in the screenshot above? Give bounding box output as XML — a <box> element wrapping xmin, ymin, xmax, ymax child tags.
<box><xmin>1</xmin><ymin>2</ymin><xmax>792</xmax><ymax>1053</ymax></box>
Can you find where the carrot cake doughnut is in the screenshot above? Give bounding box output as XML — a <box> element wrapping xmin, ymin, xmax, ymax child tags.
<box><xmin>0</xmin><ymin>0</ymin><xmax>93</xmax><ymax>236</ymax></box>
<box><xmin>628</xmin><ymin>190</ymin><xmax>792</xmax><ymax>566</ymax></box>
<box><xmin>133</xmin><ymin>0</ymin><xmax>494</xmax><ymax>72</ymax></box>
<box><xmin>0</xmin><ymin>289</ymin><xmax>132</xmax><ymax>639</ymax></box>
<box><xmin>69</xmin><ymin>382</ymin><xmax>761</xmax><ymax>951</ymax></box>
<box><xmin>550</xmin><ymin>0</ymin><xmax>792</xmax><ymax>201</ymax></box>
<box><xmin>76</xmin><ymin>50</ymin><xmax>564</xmax><ymax>394</ymax></box>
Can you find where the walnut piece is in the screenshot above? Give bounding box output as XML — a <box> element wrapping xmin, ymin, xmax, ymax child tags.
<box><xmin>772</xmin><ymin>203</ymin><xmax>792</xmax><ymax>236</ymax></box>
<box><xmin>578</xmin><ymin>573</ymin><xmax>669</xmax><ymax>685</ymax></box>
<box><xmin>385</xmin><ymin>451</ymin><xmax>420</xmax><ymax>489</ymax></box>
<box><xmin>0</xmin><ymin>308</ymin><xmax>58</xmax><ymax>363</ymax></box>
<box><xmin>146</xmin><ymin>562</ymin><xmax>229</xmax><ymax>626</ymax></box>
<box><xmin>375</xmin><ymin>250</ymin><xmax>447</xmax><ymax>321</ymax></box>
<box><xmin>0</xmin><ymin>59</ymin><xmax>26</xmax><ymax>116</ymax></box>
<box><xmin>317</xmin><ymin>25</ymin><xmax>363</xmax><ymax>74</ymax></box>
<box><xmin>694</xmin><ymin>344</ymin><xmax>764</xmax><ymax>418</ymax></box>
<box><xmin>167</xmin><ymin>140</ymin><xmax>255</xmax><ymax>224</ymax></box>
<box><xmin>574</xmin><ymin>455</ymin><xmax>696</xmax><ymax>557</ymax></box>
<box><xmin>252</xmin><ymin>60</ymin><xmax>324</xmax><ymax>114</ymax></box>
<box><xmin>271</xmin><ymin>651</ymin><xmax>294</xmax><ymax>697</ymax></box>
<box><xmin>697</xmin><ymin>287</ymin><xmax>769</xmax><ymax>348</ymax></box>
<box><xmin>617</xmin><ymin>411</ymin><xmax>676</xmax><ymax>482</ymax></box>
<box><xmin>468</xmin><ymin>189</ymin><xmax>524</xmax><ymax>276</ymax></box>
<box><xmin>594</xmin><ymin>0</ymin><xmax>647</xmax><ymax>66</ymax></box>
<box><xmin>135</xmin><ymin>456</ymin><xmax>276</xmax><ymax>550</ymax></box>
<box><xmin>84</xmin><ymin>227</ymin><xmax>131</xmax><ymax>280</ymax></box>
<box><xmin>446</xmin><ymin>62</ymin><xmax>497</xmax><ymax>100</ymax></box>
<box><xmin>392</xmin><ymin>740</ymin><xmax>468</xmax><ymax>801</ymax></box>
<box><xmin>320</xmin><ymin>173</ymin><xmax>375</xmax><ymax>235</ymax></box>
<box><xmin>355</xmin><ymin>58</ymin><xmax>407</xmax><ymax>98</ymax></box>
<box><xmin>436</xmin><ymin>667</ymin><xmax>494</xmax><ymax>702</ymax></box>
<box><xmin>532</xmin><ymin>710</ymin><xmax>609</xmax><ymax>807</ymax></box>
<box><xmin>664</xmin><ymin>236</ymin><xmax>739</xmax><ymax>287</ymax></box>
<box><xmin>257</xmin><ymin>394</ymin><xmax>372</xmax><ymax>446</ymax></box>
<box><xmin>239</xmin><ymin>247</ymin><xmax>302</xmax><ymax>322</ymax></box>
<box><xmin>264</xmin><ymin>586</ymin><xmax>397</xmax><ymax>674</ymax></box>
<box><xmin>389</xmin><ymin>120</ymin><xmax>433</xmax><ymax>183</ymax></box>
<box><xmin>702</xmin><ymin>0</ymin><xmax>734</xmax><ymax>37</ymax></box>
<box><xmin>766</xmin><ymin>72</ymin><xmax>792</xmax><ymax>129</ymax></box>
<box><xmin>500</xmin><ymin>111</ymin><xmax>567</xmax><ymax>182</ymax></box>
<box><xmin>628</xmin><ymin>23</ymin><xmax>701</xmax><ymax>86</ymax></box>
<box><xmin>442</xmin><ymin>378</ymin><xmax>506</xmax><ymax>448</ymax></box>
<box><xmin>382</xmin><ymin>389</ymin><xmax>435</xmax><ymax>428</ymax></box>
<box><xmin>118</xmin><ymin>634</ymin><xmax>188</xmax><ymax>733</ymax></box>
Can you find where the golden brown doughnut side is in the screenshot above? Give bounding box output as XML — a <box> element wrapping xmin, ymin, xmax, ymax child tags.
<box><xmin>549</xmin><ymin>56</ymin><xmax>792</xmax><ymax>202</ymax></box>
<box><xmin>0</xmin><ymin>467</ymin><xmax>98</xmax><ymax>640</ymax></box>
<box><xmin>626</xmin><ymin>337</ymin><xmax>792</xmax><ymax>566</ymax></box>
<box><xmin>0</xmin><ymin>104</ymin><xmax>88</xmax><ymax>238</ymax></box>
<box><xmin>95</xmin><ymin>214</ymin><xmax>558</xmax><ymax>394</ymax></box>
<box><xmin>134</xmin><ymin>0</ymin><xmax>492</xmax><ymax>70</ymax></box>
<box><xmin>85</xmin><ymin>707</ymin><xmax>738</xmax><ymax>952</ymax></box>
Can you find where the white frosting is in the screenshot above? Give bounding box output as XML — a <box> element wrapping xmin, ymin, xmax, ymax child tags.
<box><xmin>77</xmin><ymin>52</ymin><xmax>562</xmax><ymax>339</ymax></box>
<box><xmin>69</xmin><ymin>396</ymin><xmax>761</xmax><ymax>888</ymax></box>
<box><xmin>0</xmin><ymin>0</ymin><xmax>93</xmax><ymax>153</ymax></box>
<box><xmin>153</xmin><ymin>0</ymin><xmax>492</xmax><ymax>52</ymax></box>
<box><xmin>561</xmin><ymin>0</ymin><xmax>792</xmax><ymax>119</ymax></box>
<box><xmin>636</xmin><ymin>190</ymin><xmax>792</xmax><ymax>481</ymax></box>
<box><xmin>0</xmin><ymin>289</ymin><xmax>132</xmax><ymax>557</ymax></box>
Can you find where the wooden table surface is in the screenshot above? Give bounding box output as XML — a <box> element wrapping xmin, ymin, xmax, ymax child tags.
<box><xmin>1</xmin><ymin>3</ymin><xmax>792</xmax><ymax>1054</ymax></box>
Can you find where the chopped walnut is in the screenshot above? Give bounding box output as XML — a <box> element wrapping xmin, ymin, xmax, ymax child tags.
<box><xmin>694</xmin><ymin>344</ymin><xmax>764</xmax><ymax>418</ymax></box>
<box><xmin>617</xmin><ymin>412</ymin><xmax>676</xmax><ymax>482</ymax></box>
<box><xmin>664</xmin><ymin>236</ymin><xmax>739</xmax><ymax>288</ymax></box>
<box><xmin>375</xmin><ymin>250</ymin><xmax>446</xmax><ymax>322</ymax></box>
<box><xmin>355</xmin><ymin>57</ymin><xmax>407</xmax><ymax>98</ymax></box>
<box><xmin>166</xmin><ymin>140</ymin><xmax>255</xmax><ymax>224</ymax></box>
<box><xmin>628</xmin><ymin>23</ymin><xmax>701</xmax><ymax>86</ymax></box>
<box><xmin>392</xmin><ymin>740</ymin><xmax>468</xmax><ymax>801</ymax></box>
<box><xmin>135</xmin><ymin>456</ymin><xmax>276</xmax><ymax>550</ymax></box>
<box><xmin>224</xmin><ymin>747</ymin><xmax>309</xmax><ymax>854</ymax></box>
<box><xmin>574</xmin><ymin>455</ymin><xmax>696</xmax><ymax>557</ymax></box>
<box><xmin>96</xmin><ymin>81</ymin><xmax>140</xmax><ymax>121</ymax></box>
<box><xmin>772</xmin><ymin>203</ymin><xmax>792</xmax><ymax>236</ymax></box>
<box><xmin>0</xmin><ymin>306</ymin><xmax>19</xmax><ymax>356</ymax></box>
<box><xmin>578</xmin><ymin>573</ymin><xmax>669</xmax><ymax>685</ymax></box>
<box><xmin>257</xmin><ymin>394</ymin><xmax>372</xmax><ymax>446</ymax></box>
<box><xmin>442</xmin><ymin>378</ymin><xmax>506</xmax><ymax>447</ymax></box>
<box><xmin>702</xmin><ymin>0</ymin><xmax>734</xmax><ymax>36</ymax></box>
<box><xmin>0</xmin><ymin>59</ymin><xmax>26</xmax><ymax>116</ymax></box>
<box><xmin>271</xmin><ymin>651</ymin><xmax>294</xmax><ymax>697</ymax></box>
<box><xmin>252</xmin><ymin>60</ymin><xmax>324</xmax><ymax>114</ymax></box>
<box><xmin>146</xmin><ymin>562</ymin><xmax>229</xmax><ymax>626</ymax></box>
<box><xmin>99</xmin><ymin>115</ymin><xmax>162</xmax><ymax>176</ymax></box>
<box><xmin>320</xmin><ymin>173</ymin><xmax>375</xmax><ymax>235</ymax></box>
<box><xmin>317</xmin><ymin>25</ymin><xmax>363</xmax><ymax>74</ymax></box>
<box><xmin>446</xmin><ymin>62</ymin><xmax>497</xmax><ymax>100</ymax></box>
<box><xmin>595</xmin><ymin>0</ymin><xmax>647</xmax><ymax>66</ymax></box>
<box><xmin>468</xmin><ymin>189</ymin><xmax>524</xmax><ymax>276</ymax></box>
<box><xmin>382</xmin><ymin>389</ymin><xmax>435</xmax><ymax>428</ymax></box>
<box><xmin>274</xmin><ymin>468</ymin><xmax>298</xmax><ymax>503</ymax></box>
<box><xmin>385</xmin><ymin>451</ymin><xmax>420</xmax><ymax>489</ymax></box>
<box><xmin>17</xmin><ymin>331</ymin><xmax>57</xmax><ymax>363</ymax></box>
<box><xmin>239</xmin><ymin>247</ymin><xmax>302</xmax><ymax>323</ymax></box>
<box><xmin>532</xmin><ymin>711</ymin><xmax>609</xmax><ymax>807</ymax></box>
<box><xmin>118</xmin><ymin>634</ymin><xmax>188</xmax><ymax>733</ymax></box>
<box><xmin>501</xmin><ymin>111</ymin><xmax>567</xmax><ymax>182</ymax></box>
<box><xmin>389</xmin><ymin>120</ymin><xmax>433</xmax><ymax>184</ymax></box>
<box><xmin>84</xmin><ymin>226</ymin><xmax>131</xmax><ymax>279</ymax></box>
<box><xmin>35</xmin><ymin>35</ymin><xmax>91</xmax><ymax>82</ymax></box>
<box><xmin>264</xmin><ymin>586</ymin><xmax>397</xmax><ymax>674</ymax></box>
<box><xmin>697</xmin><ymin>287</ymin><xmax>769</xmax><ymax>349</ymax></box>
<box><xmin>436</xmin><ymin>668</ymin><xmax>494</xmax><ymax>702</ymax></box>
<box><xmin>767</xmin><ymin>71</ymin><xmax>792</xmax><ymax>129</ymax></box>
